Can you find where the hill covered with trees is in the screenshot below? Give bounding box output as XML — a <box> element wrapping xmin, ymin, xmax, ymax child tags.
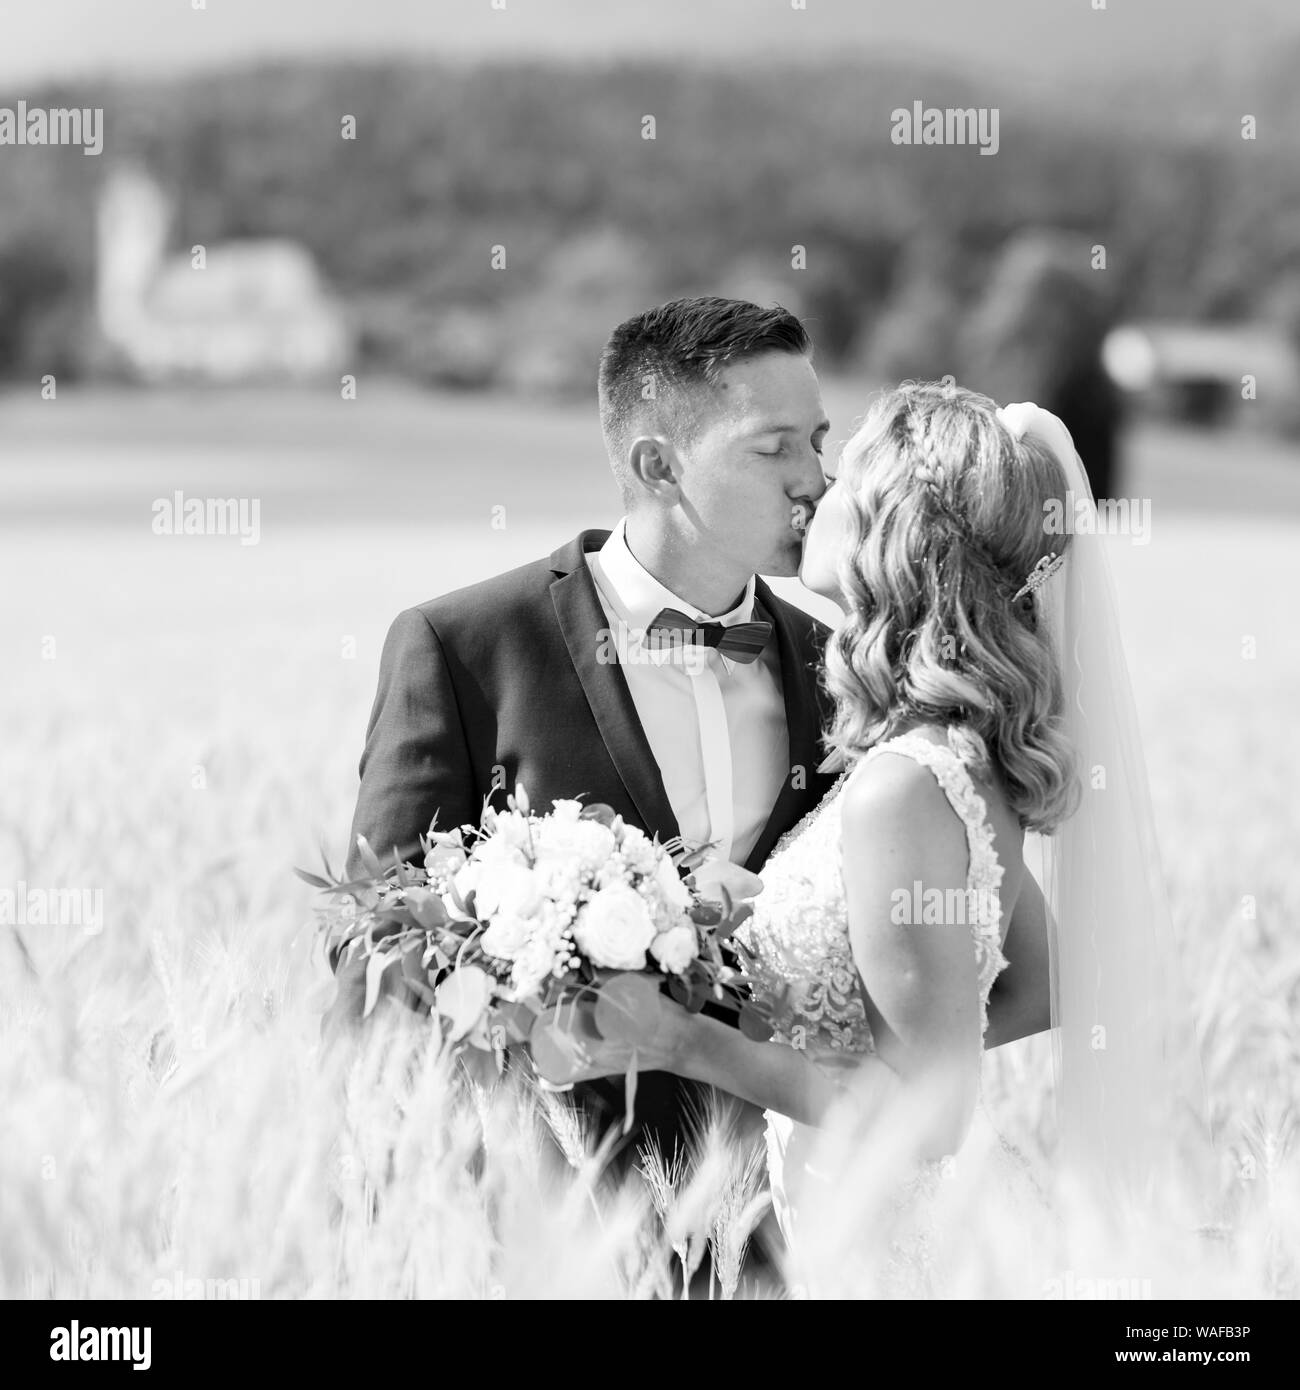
<box><xmin>1</xmin><ymin>53</ymin><xmax>1295</xmax><ymax>394</ymax></box>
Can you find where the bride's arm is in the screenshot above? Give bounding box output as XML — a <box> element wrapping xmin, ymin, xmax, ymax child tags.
<box><xmin>831</xmin><ymin>756</ymin><xmax>984</xmax><ymax>1150</ymax></box>
<box><xmin>649</xmin><ymin>759</ymin><xmax>984</xmax><ymax>1150</ymax></box>
<box><xmin>658</xmin><ymin>1011</ymin><xmax>898</xmax><ymax>1127</ymax></box>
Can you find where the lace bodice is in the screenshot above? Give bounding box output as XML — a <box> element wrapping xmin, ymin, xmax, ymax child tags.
<box><xmin>736</xmin><ymin>727</ymin><xmax>1009</xmax><ymax>1057</ymax></box>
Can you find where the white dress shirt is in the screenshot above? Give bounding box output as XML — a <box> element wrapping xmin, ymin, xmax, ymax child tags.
<box><xmin>585</xmin><ymin>518</ymin><xmax>788</xmax><ymax>865</ymax></box>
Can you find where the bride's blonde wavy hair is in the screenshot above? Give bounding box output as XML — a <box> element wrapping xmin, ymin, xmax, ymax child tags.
<box><xmin>825</xmin><ymin>380</ymin><xmax>1079</xmax><ymax>833</ymax></box>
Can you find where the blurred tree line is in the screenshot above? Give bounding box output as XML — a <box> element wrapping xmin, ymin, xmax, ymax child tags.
<box><xmin>0</xmin><ymin>56</ymin><xmax>1296</xmax><ymax>403</ymax></box>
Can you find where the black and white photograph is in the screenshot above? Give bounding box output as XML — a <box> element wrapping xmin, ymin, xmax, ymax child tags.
<box><xmin>1</xmin><ymin>0</ymin><xmax>1297</xmax><ymax>1336</ymax></box>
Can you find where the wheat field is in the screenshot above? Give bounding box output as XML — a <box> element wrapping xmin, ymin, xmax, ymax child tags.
<box><xmin>2</xmin><ymin>395</ymin><xmax>1298</xmax><ymax>1299</ymax></box>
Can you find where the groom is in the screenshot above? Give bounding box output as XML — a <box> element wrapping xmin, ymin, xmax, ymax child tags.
<box><xmin>324</xmin><ymin>295</ymin><xmax>840</xmax><ymax>1157</ymax></box>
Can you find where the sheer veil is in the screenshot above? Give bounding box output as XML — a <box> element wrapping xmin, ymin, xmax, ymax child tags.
<box><xmin>996</xmin><ymin>404</ymin><xmax>1213</xmax><ymax>1210</ymax></box>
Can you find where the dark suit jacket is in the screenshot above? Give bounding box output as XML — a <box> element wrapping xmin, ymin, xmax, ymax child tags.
<box><xmin>329</xmin><ymin>528</ymin><xmax>838</xmax><ymax>1159</ymax></box>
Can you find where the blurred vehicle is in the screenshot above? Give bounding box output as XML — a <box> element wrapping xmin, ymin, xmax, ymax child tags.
<box><xmin>1103</xmin><ymin>321</ymin><xmax>1300</xmax><ymax>435</ymax></box>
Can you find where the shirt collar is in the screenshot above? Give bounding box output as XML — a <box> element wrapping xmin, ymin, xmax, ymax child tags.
<box><xmin>595</xmin><ymin>517</ymin><xmax>757</xmax><ymax>629</ymax></box>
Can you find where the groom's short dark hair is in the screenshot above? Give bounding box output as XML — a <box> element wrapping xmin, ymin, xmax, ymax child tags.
<box><xmin>598</xmin><ymin>296</ymin><xmax>811</xmax><ymax>472</ymax></box>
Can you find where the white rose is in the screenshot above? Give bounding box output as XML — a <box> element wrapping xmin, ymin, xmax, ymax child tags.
<box><xmin>550</xmin><ymin>799</ymin><xmax>584</xmax><ymax>823</ymax></box>
<box><xmin>573</xmin><ymin>884</ymin><xmax>656</xmax><ymax>970</ymax></box>
<box><xmin>480</xmin><ymin>912</ymin><xmax>532</xmax><ymax>961</ymax></box>
<box><xmin>536</xmin><ymin>817</ymin><xmax>616</xmax><ymax>873</ymax></box>
<box><xmin>649</xmin><ymin>924</ymin><xmax>698</xmax><ymax>975</ymax></box>
<box><xmin>475</xmin><ymin>828</ymin><xmax>529</xmax><ymax>870</ymax></box>
<box><xmin>474</xmin><ymin>861</ymin><xmax>543</xmax><ymax>920</ymax></box>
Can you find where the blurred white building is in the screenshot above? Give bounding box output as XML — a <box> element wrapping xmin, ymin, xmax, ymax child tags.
<box><xmin>96</xmin><ymin>167</ymin><xmax>351</xmax><ymax>383</ymax></box>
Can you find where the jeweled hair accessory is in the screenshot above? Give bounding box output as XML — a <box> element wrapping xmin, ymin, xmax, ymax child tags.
<box><xmin>1013</xmin><ymin>550</ymin><xmax>1064</xmax><ymax>601</ymax></box>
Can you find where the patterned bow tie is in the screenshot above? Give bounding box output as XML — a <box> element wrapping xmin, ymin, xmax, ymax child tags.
<box><xmin>645</xmin><ymin>606</ymin><xmax>773</xmax><ymax>665</ymax></box>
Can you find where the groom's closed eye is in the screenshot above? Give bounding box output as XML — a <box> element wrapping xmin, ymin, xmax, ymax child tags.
<box><xmin>749</xmin><ymin>423</ymin><xmax>830</xmax><ymax>457</ymax></box>
<box><xmin>751</xmin><ymin>437</ymin><xmax>816</xmax><ymax>457</ymax></box>
<box><xmin>752</xmin><ymin>445</ymin><xmax>825</xmax><ymax>463</ymax></box>
<box><xmin>753</xmin><ymin>444</ymin><xmax>821</xmax><ymax>461</ymax></box>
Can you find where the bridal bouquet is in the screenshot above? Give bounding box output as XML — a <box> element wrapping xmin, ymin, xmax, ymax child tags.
<box><xmin>302</xmin><ymin>787</ymin><xmax>771</xmax><ymax>1100</ymax></box>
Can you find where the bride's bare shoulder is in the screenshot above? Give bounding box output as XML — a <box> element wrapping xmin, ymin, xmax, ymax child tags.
<box><xmin>839</xmin><ymin>747</ymin><xmax>968</xmax><ymax>873</ymax></box>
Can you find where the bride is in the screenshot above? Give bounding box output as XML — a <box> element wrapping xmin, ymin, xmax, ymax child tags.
<box><xmin>555</xmin><ymin>379</ymin><xmax>1202</xmax><ymax>1284</ymax></box>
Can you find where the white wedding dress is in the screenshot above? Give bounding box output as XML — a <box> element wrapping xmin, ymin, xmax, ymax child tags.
<box><xmin>735</xmin><ymin>725</ymin><xmax>1044</xmax><ymax>1293</ymax></box>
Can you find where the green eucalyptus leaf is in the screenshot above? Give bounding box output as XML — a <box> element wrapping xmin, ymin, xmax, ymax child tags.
<box><xmin>404</xmin><ymin>886</ymin><xmax>450</xmax><ymax>931</ymax></box>
<box><xmin>528</xmin><ymin>1006</ymin><xmax>596</xmax><ymax>1085</ymax></box>
<box><xmin>666</xmin><ymin>974</ymin><xmax>692</xmax><ymax>1007</ymax></box>
<box><xmin>433</xmin><ymin>965</ymin><xmax>493</xmax><ymax>1042</ymax></box>
<box><xmin>363</xmin><ymin>951</ymin><xmax>394</xmax><ymax>1019</ymax></box>
<box><xmin>592</xmin><ymin>972</ymin><xmax>662</xmax><ymax>1045</ymax></box>
<box><xmin>738</xmin><ymin>1002</ymin><xmax>776</xmax><ymax>1042</ymax></box>
<box><xmin>716</xmin><ymin>900</ymin><xmax>754</xmax><ymax>941</ymax></box>
<box><xmin>494</xmin><ymin>999</ymin><xmax>538</xmax><ymax>1045</ymax></box>
<box><xmin>622</xmin><ymin>1050</ymin><xmax>639</xmax><ymax>1137</ymax></box>
<box><xmin>675</xmin><ymin>845</ymin><xmax>713</xmax><ymax>872</ymax></box>
<box><xmin>354</xmin><ymin>835</ymin><xmax>385</xmax><ymax>879</ymax></box>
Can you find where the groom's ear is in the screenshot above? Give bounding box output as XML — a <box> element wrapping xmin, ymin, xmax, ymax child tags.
<box><xmin>626</xmin><ymin>436</ymin><xmax>681</xmax><ymax>500</ymax></box>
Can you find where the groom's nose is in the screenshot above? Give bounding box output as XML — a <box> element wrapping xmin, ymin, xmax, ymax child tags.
<box><xmin>798</xmin><ymin>467</ymin><xmax>830</xmax><ymax>507</ymax></box>
<box><xmin>788</xmin><ymin>450</ymin><xmax>827</xmax><ymax>501</ymax></box>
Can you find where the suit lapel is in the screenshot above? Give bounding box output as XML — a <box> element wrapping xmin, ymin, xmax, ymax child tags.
<box><xmin>546</xmin><ymin>533</ymin><xmax>831</xmax><ymax>870</ymax></box>
<box><xmin>550</xmin><ymin>542</ymin><xmax>681</xmax><ymax>845</ymax></box>
<box><xmin>743</xmin><ymin>581</ymin><xmax>831</xmax><ymax>873</ymax></box>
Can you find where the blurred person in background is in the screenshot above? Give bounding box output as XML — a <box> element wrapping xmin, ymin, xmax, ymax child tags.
<box><xmin>961</xmin><ymin>230</ymin><xmax>1122</xmax><ymax>501</ymax></box>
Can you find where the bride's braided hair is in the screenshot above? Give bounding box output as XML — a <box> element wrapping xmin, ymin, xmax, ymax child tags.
<box><xmin>905</xmin><ymin>404</ymin><xmax>1014</xmax><ymax>594</ymax></box>
<box><xmin>824</xmin><ymin>379</ymin><xmax>1079</xmax><ymax>832</ymax></box>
